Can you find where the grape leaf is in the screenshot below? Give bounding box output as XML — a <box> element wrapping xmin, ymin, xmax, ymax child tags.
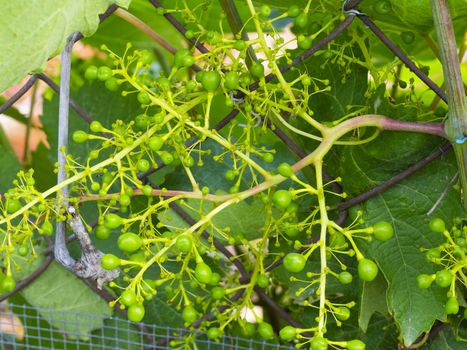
<box><xmin>18</xmin><ymin>262</ymin><xmax>112</xmax><ymax>336</ymax></box>
<box><xmin>423</xmin><ymin>327</ymin><xmax>465</xmax><ymax>349</ymax></box>
<box><xmin>358</xmin><ymin>273</ymin><xmax>389</xmax><ymax>333</ymax></box>
<box><xmin>356</xmin><ymin>154</ymin><xmax>464</xmax><ymax>346</ymax></box>
<box><xmin>357</xmin><ymin>1</ymin><xmax>467</xmax><ymax>32</ymax></box>
<box><xmin>158</xmin><ymin>198</ymin><xmax>267</xmax><ymax>242</ymax></box>
<box><xmin>0</xmin><ymin>0</ymin><xmax>131</xmax><ymax>93</ymax></box>
<box><xmin>92</xmin><ymin>316</ymin><xmax>143</xmax><ymax>349</ymax></box>
<box><xmin>339</xmin><ymin>85</ymin><xmax>440</xmax><ymax>196</ymax></box>
<box><xmin>0</xmin><ymin>144</ymin><xmax>21</xmax><ymax>192</ymax></box>
<box><xmin>143</xmin><ymin>291</ymin><xmax>184</xmax><ymax>329</ymax></box>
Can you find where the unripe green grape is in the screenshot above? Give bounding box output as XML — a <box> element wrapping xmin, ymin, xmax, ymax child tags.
<box><xmin>249</xmin><ymin>62</ymin><xmax>264</xmax><ymax>79</ymax></box>
<box><xmin>101</xmin><ymin>254</ymin><xmax>120</xmax><ymax>270</ymax></box>
<box><xmin>174</xmin><ymin>49</ymin><xmax>192</xmax><ymax>68</ymax></box>
<box><xmin>181</xmin><ymin>55</ymin><xmax>195</xmax><ymax>68</ymax></box>
<box><xmin>104</xmin><ymin>213</ymin><xmax>123</xmax><ymax>229</ymax></box>
<box><xmin>41</xmin><ymin>221</ymin><xmax>54</xmax><ymax>236</ymax></box>
<box><xmin>258</xmin><ymin>322</ymin><xmax>274</xmax><ymax>340</ymax></box>
<box><xmin>426</xmin><ymin>248</ymin><xmax>441</xmax><ymax>262</ymax></box>
<box><xmin>310</xmin><ymin>336</ymin><xmax>328</xmax><ymax>350</ymax></box>
<box><xmin>455</xmin><ymin>237</ymin><xmax>466</xmax><ymax>247</ymax></box>
<box><xmin>148</xmin><ymin>136</ymin><xmax>164</xmax><ymax>152</ymax></box>
<box><xmin>279</xmin><ymin>325</ymin><xmax>296</xmax><ymax>341</ymax></box>
<box><xmin>429</xmin><ymin>217</ymin><xmax>445</xmax><ymax>233</ymax></box>
<box><xmin>1</xmin><ymin>276</ymin><xmax>16</xmax><ymax>292</ymax></box>
<box><xmin>136</xmin><ymin>159</ymin><xmax>151</xmax><ymax>172</ymax></box>
<box><xmin>277</xmin><ymin>163</ymin><xmax>293</xmax><ymax>177</ymax></box>
<box><xmin>135</xmin><ymin>115</ymin><xmax>149</xmax><ymax>129</ymax></box>
<box><xmin>105</xmin><ymin>77</ymin><xmax>119</xmax><ymax>91</ymax></box>
<box><xmin>17</xmin><ymin>244</ymin><xmax>29</xmax><ymax>256</ymax></box>
<box><xmin>91</xmin><ymin>182</ymin><xmax>101</xmax><ymax>192</ymax></box>
<box><xmin>358</xmin><ymin>259</ymin><xmax>378</xmax><ymax>282</ymax></box>
<box><xmin>272</xmin><ymin>190</ymin><xmax>292</xmax><ymax>209</ymax></box>
<box><xmin>160</xmin><ymin>151</ymin><xmax>174</xmax><ymax>165</ymax></box>
<box><xmin>84</xmin><ymin>65</ymin><xmax>98</xmax><ymax>80</ymax></box>
<box><xmin>90</xmin><ymin>121</ymin><xmax>103</xmax><ymax>133</ymax></box>
<box><xmin>294</xmin><ymin>13</ymin><xmax>308</xmax><ymax>28</ymax></box>
<box><xmin>283</xmin><ymin>253</ymin><xmax>306</xmax><ymax>273</ymax></box>
<box><xmin>201</xmin><ymin>71</ymin><xmax>221</xmax><ymax>92</ymax></box>
<box><xmin>175</xmin><ymin>235</ymin><xmax>193</xmax><ymax>253</ymax></box>
<box><xmin>335</xmin><ymin>306</ymin><xmax>350</xmax><ymax>321</ymax></box>
<box><xmin>224</xmin><ymin>71</ymin><xmax>239</xmax><ymax>90</ymax></box>
<box><xmin>184</xmin><ymin>156</ymin><xmax>194</xmax><ymax>168</ymax></box>
<box><xmin>118</xmin><ymin>232</ymin><xmax>143</xmax><ymax>253</ymax></box>
<box><xmin>284</xmin><ymin>225</ymin><xmax>300</xmax><ymax>238</ymax></box>
<box><xmin>347</xmin><ymin>339</ymin><xmax>366</xmax><ymax>350</ymax></box>
<box><xmin>416</xmin><ymin>274</ymin><xmax>433</xmax><ymax>289</ymax></box>
<box><xmin>137</xmin><ymin>91</ymin><xmax>151</xmax><ymax>105</ymax></box>
<box><xmin>435</xmin><ymin>269</ymin><xmax>453</xmax><ymax>288</ymax></box>
<box><xmin>127</xmin><ymin>304</ymin><xmax>145</xmax><ymax>322</ymax></box>
<box><xmin>6</xmin><ymin>199</ymin><xmax>21</xmax><ymax>214</ymax></box>
<box><xmin>256</xmin><ymin>274</ymin><xmax>269</xmax><ymax>288</ymax></box>
<box><xmin>119</xmin><ymin>194</ymin><xmax>131</xmax><ymax>207</ymax></box>
<box><xmin>262</xmin><ymin>153</ymin><xmax>274</xmax><ymax>163</ymax></box>
<box><xmin>120</xmin><ymin>290</ymin><xmax>137</xmax><ymax>306</ymax></box>
<box><xmin>185</xmin><ymin>30</ymin><xmax>195</xmax><ymax>39</ymax></box>
<box><xmin>288</xmin><ymin>5</ymin><xmax>300</xmax><ymax>17</ymax></box>
<box><xmin>72</xmin><ymin>130</ymin><xmax>88</xmax><ymax>143</ymax></box>
<box><xmin>298</xmin><ymin>36</ymin><xmax>312</xmax><ymax>50</ymax></box>
<box><xmin>195</xmin><ymin>263</ymin><xmax>212</xmax><ymax>284</ymax></box>
<box><xmin>445</xmin><ymin>296</ymin><xmax>459</xmax><ymax>315</ymax></box>
<box><xmin>142</xmin><ymin>185</ymin><xmax>153</xmax><ymax>196</ymax></box>
<box><xmin>209</xmin><ymin>272</ymin><xmax>221</xmax><ymax>286</ymax></box>
<box><xmin>155</xmin><ymin>77</ymin><xmax>171</xmax><ymax>91</ymax></box>
<box><xmin>207</xmin><ymin>327</ymin><xmax>222</xmax><ymax>340</ymax></box>
<box><xmin>259</xmin><ymin>5</ymin><xmax>271</xmax><ymax>18</ymax></box>
<box><xmin>225</xmin><ymin>170</ymin><xmax>236</xmax><ymax>181</ymax></box>
<box><xmin>211</xmin><ymin>286</ymin><xmax>225</xmax><ymax>300</ymax></box>
<box><xmin>372</xmin><ymin>221</ymin><xmax>394</xmax><ymax>241</ymax></box>
<box><xmin>338</xmin><ymin>271</ymin><xmax>353</xmax><ymax>284</ymax></box>
<box><xmin>182</xmin><ymin>305</ymin><xmax>198</xmax><ymax>323</ymax></box>
<box><xmin>95</xmin><ymin>225</ymin><xmax>111</xmax><ymax>240</ymax></box>
<box><xmin>97</xmin><ymin>66</ymin><xmax>112</xmax><ymax>81</ymax></box>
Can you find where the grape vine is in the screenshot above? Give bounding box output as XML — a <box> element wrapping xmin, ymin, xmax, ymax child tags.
<box><xmin>0</xmin><ymin>0</ymin><xmax>465</xmax><ymax>349</ymax></box>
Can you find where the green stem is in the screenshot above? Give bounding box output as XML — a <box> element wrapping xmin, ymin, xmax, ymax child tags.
<box><xmin>315</xmin><ymin>160</ymin><xmax>328</xmax><ymax>336</ymax></box>
<box><xmin>431</xmin><ymin>0</ymin><xmax>467</xmax><ymax>209</ymax></box>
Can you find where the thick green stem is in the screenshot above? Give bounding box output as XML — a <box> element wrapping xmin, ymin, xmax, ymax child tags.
<box><xmin>431</xmin><ymin>0</ymin><xmax>467</xmax><ymax>209</ymax></box>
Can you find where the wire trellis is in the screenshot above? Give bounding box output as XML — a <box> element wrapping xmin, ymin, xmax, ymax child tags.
<box><xmin>0</xmin><ymin>0</ymin><xmax>459</xmax><ymax>348</ymax></box>
<box><xmin>0</xmin><ymin>303</ymin><xmax>295</xmax><ymax>350</ymax></box>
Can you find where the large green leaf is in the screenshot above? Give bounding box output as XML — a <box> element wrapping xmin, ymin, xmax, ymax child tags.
<box><xmin>0</xmin><ymin>144</ymin><xmax>21</xmax><ymax>192</ymax></box>
<box><xmin>339</xmin><ymin>85</ymin><xmax>440</xmax><ymax>196</ymax></box>
<box><xmin>423</xmin><ymin>327</ymin><xmax>465</xmax><ymax>349</ymax></box>
<box><xmin>0</xmin><ymin>0</ymin><xmax>131</xmax><ymax>93</ymax></box>
<box><xmin>144</xmin><ymin>291</ymin><xmax>184</xmax><ymax>329</ymax></box>
<box><xmin>358</xmin><ymin>273</ymin><xmax>389</xmax><ymax>333</ymax></box>
<box><xmin>159</xmin><ymin>198</ymin><xmax>267</xmax><ymax>242</ymax></box>
<box><xmin>361</xmin><ymin>0</ymin><xmax>467</xmax><ymax>32</ymax></box>
<box><xmin>356</xmin><ymin>154</ymin><xmax>464</xmax><ymax>346</ymax></box>
<box><xmin>18</xmin><ymin>262</ymin><xmax>112</xmax><ymax>336</ymax></box>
